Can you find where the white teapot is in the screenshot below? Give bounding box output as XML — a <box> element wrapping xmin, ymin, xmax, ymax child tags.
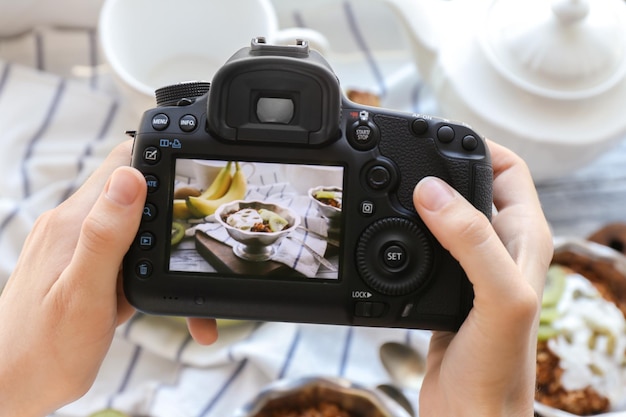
<box><xmin>384</xmin><ymin>0</ymin><xmax>626</xmax><ymax>181</ymax></box>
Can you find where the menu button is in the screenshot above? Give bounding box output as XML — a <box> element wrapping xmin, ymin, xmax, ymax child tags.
<box><xmin>151</xmin><ymin>113</ymin><xmax>170</xmax><ymax>131</ymax></box>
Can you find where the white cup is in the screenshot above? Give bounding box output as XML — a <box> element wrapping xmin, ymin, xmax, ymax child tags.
<box><xmin>98</xmin><ymin>0</ymin><xmax>329</xmax><ymax>112</ymax></box>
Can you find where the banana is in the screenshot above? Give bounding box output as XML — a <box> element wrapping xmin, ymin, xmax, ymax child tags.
<box><xmin>186</xmin><ymin>162</ymin><xmax>247</xmax><ymax>217</ymax></box>
<box><xmin>199</xmin><ymin>161</ymin><xmax>233</xmax><ymax>200</ymax></box>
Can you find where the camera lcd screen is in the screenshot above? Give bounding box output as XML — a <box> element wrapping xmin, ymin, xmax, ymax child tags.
<box><xmin>169</xmin><ymin>158</ymin><xmax>343</xmax><ymax>280</ymax></box>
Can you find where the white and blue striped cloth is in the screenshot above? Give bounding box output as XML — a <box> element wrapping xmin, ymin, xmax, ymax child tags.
<box><xmin>0</xmin><ymin>2</ymin><xmax>432</xmax><ymax>416</ymax></box>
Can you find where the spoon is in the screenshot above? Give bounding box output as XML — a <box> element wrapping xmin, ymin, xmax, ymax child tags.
<box><xmin>376</xmin><ymin>383</ymin><xmax>416</xmax><ymax>417</ymax></box>
<box><xmin>379</xmin><ymin>341</ymin><xmax>426</xmax><ymax>391</ymax></box>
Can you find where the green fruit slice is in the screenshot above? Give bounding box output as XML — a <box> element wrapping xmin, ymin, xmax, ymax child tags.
<box><xmin>540</xmin><ymin>306</ymin><xmax>561</xmax><ymax>324</ymax></box>
<box><xmin>314</xmin><ymin>190</ymin><xmax>337</xmax><ymax>200</ymax></box>
<box><xmin>171</xmin><ymin>221</ymin><xmax>186</xmax><ymax>246</ymax></box>
<box><xmin>542</xmin><ymin>265</ymin><xmax>567</xmax><ymax>307</ymax></box>
<box><xmin>268</xmin><ymin>215</ymin><xmax>288</xmax><ymax>232</ymax></box>
<box><xmin>537</xmin><ymin>324</ymin><xmax>560</xmax><ymax>341</ymax></box>
<box><xmin>88</xmin><ymin>410</ymin><xmax>130</xmax><ymax>417</ymax></box>
<box><xmin>258</xmin><ymin>209</ymin><xmax>289</xmax><ymax>232</ymax></box>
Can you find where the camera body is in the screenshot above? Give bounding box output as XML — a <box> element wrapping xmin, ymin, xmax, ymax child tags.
<box><xmin>123</xmin><ymin>38</ymin><xmax>493</xmax><ymax>331</ymax></box>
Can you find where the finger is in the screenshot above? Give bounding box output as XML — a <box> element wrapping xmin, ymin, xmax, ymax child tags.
<box><xmin>62</xmin><ymin>166</ymin><xmax>147</xmax><ymax>300</ymax></box>
<box><xmin>186</xmin><ymin>318</ymin><xmax>218</xmax><ymax>345</ymax></box>
<box><xmin>487</xmin><ymin>140</ymin><xmax>553</xmax><ymax>294</ymax></box>
<box><xmin>413</xmin><ymin>177</ymin><xmax>529</xmax><ymax>305</ymax></box>
<box><xmin>62</xmin><ymin>140</ymin><xmax>134</xmax><ymax>213</ymax></box>
<box><xmin>39</xmin><ymin>140</ymin><xmax>136</xmax><ymax>264</ymax></box>
<box><xmin>116</xmin><ymin>271</ymin><xmax>136</xmax><ymax>323</ymax></box>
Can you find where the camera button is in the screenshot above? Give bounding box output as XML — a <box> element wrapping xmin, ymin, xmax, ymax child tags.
<box><xmin>179</xmin><ymin>115</ymin><xmax>197</xmax><ymax>132</ymax></box>
<box><xmin>349</xmin><ymin>112</ymin><xmax>380</xmax><ymax>150</ymax></box>
<box><xmin>142</xmin><ymin>203</ymin><xmax>157</xmax><ymax>222</ymax></box>
<box><xmin>367</xmin><ymin>165</ymin><xmax>391</xmax><ymax>189</ymax></box>
<box><xmin>354</xmin><ymin>301</ymin><xmax>386</xmax><ymax>318</ymax></box>
<box><xmin>151</xmin><ymin>113</ymin><xmax>170</xmax><ymax>131</ymax></box>
<box><xmin>138</xmin><ymin>232</ymin><xmax>155</xmax><ymax>250</ymax></box>
<box><xmin>382</xmin><ymin>244</ymin><xmax>408</xmax><ymax>269</ymax></box>
<box><xmin>360</xmin><ymin>200</ymin><xmax>376</xmax><ymax>217</ymax></box>
<box><xmin>143</xmin><ymin>146</ymin><xmax>161</xmax><ymax>165</ymax></box>
<box><xmin>411</xmin><ymin>118</ymin><xmax>429</xmax><ymax>136</ymax></box>
<box><xmin>135</xmin><ymin>261</ymin><xmax>153</xmax><ymax>279</ymax></box>
<box><xmin>462</xmin><ymin>134</ymin><xmax>479</xmax><ymax>151</ymax></box>
<box><xmin>437</xmin><ymin>125</ymin><xmax>455</xmax><ymax>143</ymax></box>
<box><xmin>145</xmin><ymin>174</ymin><xmax>159</xmax><ymax>193</ymax></box>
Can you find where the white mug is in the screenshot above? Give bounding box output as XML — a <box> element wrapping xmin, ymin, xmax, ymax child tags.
<box><xmin>98</xmin><ymin>0</ymin><xmax>329</xmax><ymax>112</ymax></box>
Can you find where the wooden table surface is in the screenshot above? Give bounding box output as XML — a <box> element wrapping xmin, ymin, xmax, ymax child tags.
<box><xmin>535</xmin><ymin>138</ymin><xmax>626</xmax><ymax>239</ymax></box>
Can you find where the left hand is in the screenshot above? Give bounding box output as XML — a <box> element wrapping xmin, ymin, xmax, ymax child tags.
<box><xmin>0</xmin><ymin>141</ymin><xmax>217</xmax><ymax>417</ymax></box>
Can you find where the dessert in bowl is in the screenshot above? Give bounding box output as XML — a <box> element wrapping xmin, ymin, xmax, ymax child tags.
<box><xmin>216</xmin><ymin>200</ymin><xmax>300</xmax><ymax>262</ymax></box>
<box><xmin>308</xmin><ymin>186</ymin><xmax>342</xmax><ymax>223</ymax></box>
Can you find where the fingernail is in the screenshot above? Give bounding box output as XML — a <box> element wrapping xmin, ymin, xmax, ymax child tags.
<box><xmin>106</xmin><ymin>168</ymin><xmax>141</xmax><ymax>206</ymax></box>
<box><xmin>416</xmin><ymin>177</ymin><xmax>456</xmax><ymax>211</ymax></box>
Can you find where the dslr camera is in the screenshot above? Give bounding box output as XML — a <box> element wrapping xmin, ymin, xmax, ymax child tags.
<box><xmin>124</xmin><ymin>38</ymin><xmax>492</xmax><ymax>331</ymax></box>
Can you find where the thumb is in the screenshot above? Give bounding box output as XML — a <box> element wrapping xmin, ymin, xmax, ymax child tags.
<box><xmin>413</xmin><ymin>177</ymin><xmax>519</xmax><ymax>300</ymax></box>
<box><xmin>64</xmin><ymin>166</ymin><xmax>147</xmax><ymax>298</ymax></box>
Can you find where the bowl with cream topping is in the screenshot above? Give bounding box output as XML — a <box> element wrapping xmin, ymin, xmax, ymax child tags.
<box><xmin>535</xmin><ymin>238</ymin><xmax>626</xmax><ymax>416</ymax></box>
<box><xmin>215</xmin><ymin>200</ymin><xmax>300</xmax><ymax>262</ymax></box>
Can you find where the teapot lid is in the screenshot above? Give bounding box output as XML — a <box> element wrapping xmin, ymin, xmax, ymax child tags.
<box><xmin>481</xmin><ymin>0</ymin><xmax>626</xmax><ymax>99</ymax></box>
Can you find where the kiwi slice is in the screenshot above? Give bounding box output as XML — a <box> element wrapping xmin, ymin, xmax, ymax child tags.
<box><xmin>542</xmin><ymin>265</ymin><xmax>567</xmax><ymax>307</ymax></box>
<box><xmin>268</xmin><ymin>215</ymin><xmax>288</xmax><ymax>232</ymax></box>
<box><xmin>88</xmin><ymin>410</ymin><xmax>130</xmax><ymax>417</ymax></box>
<box><xmin>258</xmin><ymin>209</ymin><xmax>289</xmax><ymax>232</ymax></box>
<box><xmin>314</xmin><ymin>190</ymin><xmax>337</xmax><ymax>200</ymax></box>
<box><xmin>537</xmin><ymin>324</ymin><xmax>560</xmax><ymax>341</ymax></box>
<box><xmin>540</xmin><ymin>306</ymin><xmax>561</xmax><ymax>324</ymax></box>
<box><xmin>171</xmin><ymin>221</ymin><xmax>186</xmax><ymax>246</ymax></box>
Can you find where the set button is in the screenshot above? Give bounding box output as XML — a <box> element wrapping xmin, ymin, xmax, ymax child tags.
<box><xmin>382</xmin><ymin>243</ymin><xmax>408</xmax><ymax>269</ymax></box>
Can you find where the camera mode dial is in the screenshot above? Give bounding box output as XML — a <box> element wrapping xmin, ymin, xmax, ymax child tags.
<box><xmin>356</xmin><ymin>218</ymin><xmax>433</xmax><ymax>296</ymax></box>
<box><xmin>155</xmin><ymin>81</ymin><xmax>211</xmax><ymax>107</ymax></box>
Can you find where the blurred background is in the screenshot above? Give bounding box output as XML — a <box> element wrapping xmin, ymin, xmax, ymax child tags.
<box><xmin>1</xmin><ymin>1</ymin><xmax>625</xmax><ymax>416</ymax></box>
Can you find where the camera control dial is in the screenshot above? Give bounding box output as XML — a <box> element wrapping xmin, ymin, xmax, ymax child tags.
<box><xmin>356</xmin><ymin>218</ymin><xmax>433</xmax><ymax>296</ymax></box>
<box><xmin>155</xmin><ymin>81</ymin><xmax>211</xmax><ymax>107</ymax></box>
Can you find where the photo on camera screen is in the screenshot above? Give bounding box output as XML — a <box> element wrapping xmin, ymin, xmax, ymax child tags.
<box><xmin>169</xmin><ymin>158</ymin><xmax>344</xmax><ymax>280</ymax></box>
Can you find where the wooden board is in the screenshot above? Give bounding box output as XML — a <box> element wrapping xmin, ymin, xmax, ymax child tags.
<box><xmin>195</xmin><ymin>231</ymin><xmax>293</xmax><ymax>276</ymax></box>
